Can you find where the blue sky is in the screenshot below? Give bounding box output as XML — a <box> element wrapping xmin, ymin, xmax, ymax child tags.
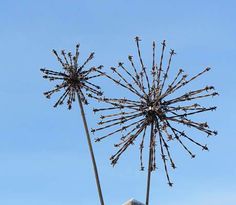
<box><xmin>0</xmin><ymin>0</ymin><xmax>235</xmax><ymax>204</ymax></box>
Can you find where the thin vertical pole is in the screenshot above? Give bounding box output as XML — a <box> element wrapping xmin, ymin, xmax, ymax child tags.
<box><xmin>77</xmin><ymin>93</ymin><xmax>105</xmax><ymax>205</ymax></box>
<box><xmin>145</xmin><ymin>122</ymin><xmax>154</xmax><ymax>205</ymax></box>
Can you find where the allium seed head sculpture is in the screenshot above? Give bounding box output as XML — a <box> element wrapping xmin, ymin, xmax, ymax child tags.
<box><xmin>91</xmin><ymin>37</ymin><xmax>218</xmax><ymax>205</ymax></box>
<box><xmin>40</xmin><ymin>44</ymin><xmax>103</xmax><ymax>108</ymax></box>
<box><xmin>40</xmin><ymin>44</ymin><xmax>105</xmax><ymax>205</ymax></box>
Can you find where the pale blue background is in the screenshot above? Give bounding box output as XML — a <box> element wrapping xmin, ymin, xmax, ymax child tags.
<box><xmin>0</xmin><ymin>0</ymin><xmax>235</xmax><ymax>204</ymax></box>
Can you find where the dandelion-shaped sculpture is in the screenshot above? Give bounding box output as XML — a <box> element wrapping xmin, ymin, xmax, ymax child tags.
<box><xmin>40</xmin><ymin>44</ymin><xmax>105</xmax><ymax>205</ymax></box>
<box><xmin>91</xmin><ymin>37</ymin><xmax>218</xmax><ymax>205</ymax></box>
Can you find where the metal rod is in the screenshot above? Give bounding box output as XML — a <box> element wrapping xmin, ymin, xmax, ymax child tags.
<box><xmin>77</xmin><ymin>93</ymin><xmax>105</xmax><ymax>205</ymax></box>
<box><xmin>145</xmin><ymin>122</ymin><xmax>154</xmax><ymax>205</ymax></box>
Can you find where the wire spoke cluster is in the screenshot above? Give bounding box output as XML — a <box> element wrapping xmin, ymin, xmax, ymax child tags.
<box><xmin>41</xmin><ymin>44</ymin><xmax>103</xmax><ymax>109</ymax></box>
<box><xmin>91</xmin><ymin>37</ymin><xmax>218</xmax><ymax>186</ymax></box>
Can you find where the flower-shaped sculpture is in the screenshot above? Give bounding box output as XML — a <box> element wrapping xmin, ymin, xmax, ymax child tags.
<box><xmin>90</xmin><ymin>37</ymin><xmax>218</xmax><ymax>204</ymax></box>
<box><xmin>41</xmin><ymin>44</ymin><xmax>103</xmax><ymax>109</ymax></box>
<box><xmin>40</xmin><ymin>44</ymin><xmax>105</xmax><ymax>205</ymax></box>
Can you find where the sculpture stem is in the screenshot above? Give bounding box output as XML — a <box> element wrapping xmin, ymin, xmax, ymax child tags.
<box><xmin>145</xmin><ymin>122</ymin><xmax>154</xmax><ymax>205</ymax></box>
<box><xmin>77</xmin><ymin>93</ymin><xmax>105</xmax><ymax>205</ymax></box>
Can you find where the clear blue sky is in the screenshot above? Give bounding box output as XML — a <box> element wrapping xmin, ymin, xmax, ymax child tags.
<box><xmin>0</xmin><ymin>0</ymin><xmax>235</xmax><ymax>204</ymax></box>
